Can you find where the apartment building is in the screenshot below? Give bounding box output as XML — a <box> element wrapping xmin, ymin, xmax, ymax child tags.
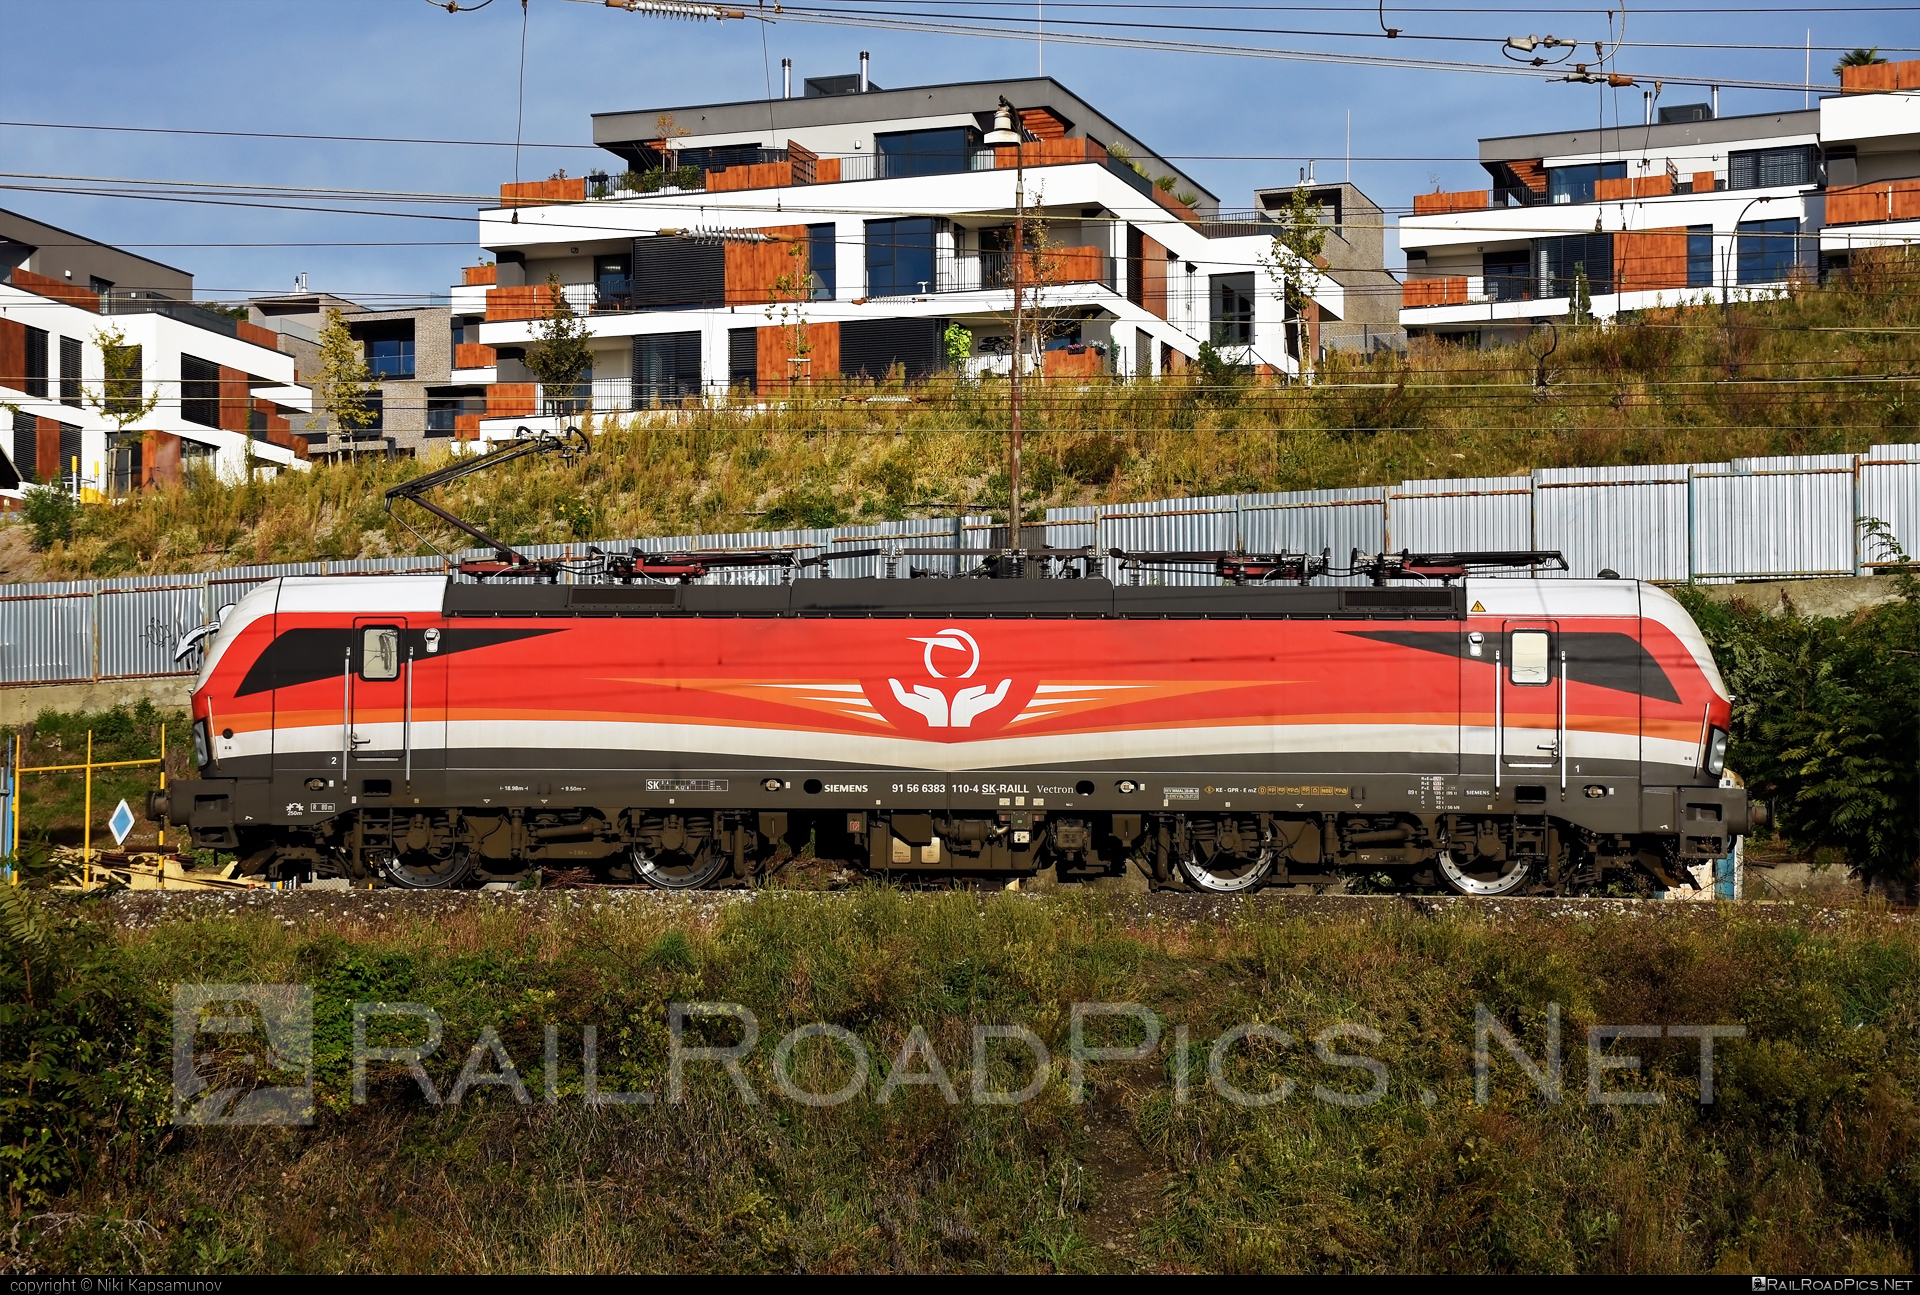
<box><xmin>0</xmin><ymin>207</ymin><xmax>310</xmax><ymax>498</ymax></box>
<box><xmin>248</xmin><ymin>295</ymin><xmax>458</xmax><ymax>457</ymax></box>
<box><xmin>454</xmin><ymin>72</ymin><xmax>1350</xmax><ymax>436</ymax></box>
<box><xmin>1252</xmin><ymin>180</ymin><xmax>1403</xmax><ymax>353</ymax></box>
<box><xmin>1398</xmin><ymin>61</ymin><xmax>1920</xmax><ymax>341</ymax></box>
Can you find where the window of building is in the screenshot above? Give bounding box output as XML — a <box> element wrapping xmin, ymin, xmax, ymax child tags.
<box><xmin>808</xmin><ymin>224</ymin><xmax>837</xmax><ymax>300</ymax></box>
<box><xmin>180</xmin><ymin>354</ymin><xmax>221</xmax><ymax>428</ymax></box>
<box><xmin>58</xmin><ymin>336</ymin><xmax>80</xmax><ymax>407</ymax></box>
<box><xmin>57</xmin><ymin>423</ymin><xmax>80</xmax><ymax>484</ymax></box>
<box><xmin>632</xmin><ymin>236</ymin><xmax>725</xmax><ymax>310</ymax></box>
<box><xmin>11</xmin><ymin>409</ymin><xmax>37</xmax><ymax>484</ymax></box>
<box><xmin>594</xmin><ymin>253</ymin><xmax>631</xmax><ymax>309</ymax></box>
<box><xmin>840</xmin><ymin>318</ymin><xmax>943</xmax><ymax>381</ymax></box>
<box><xmin>365</xmin><ymin>337</ymin><xmax>414</xmax><ymax>379</ymax></box>
<box><xmin>1686</xmin><ymin>225</ymin><xmax>1714</xmax><ymax>288</ymax></box>
<box><xmin>728</xmin><ymin>328</ymin><xmax>758</xmax><ymax>393</ymax></box>
<box><xmin>1209</xmin><ymin>273</ymin><xmax>1255</xmax><ymax>346</ymax></box>
<box><xmin>23</xmin><ymin>327</ymin><xmax>47</xmax><ymax>398</ymax></box>
<box><xmin>1727</xmin><ymin>145</ymin><xmax>1814</xmax><ymax>191</ymax></box>
<box><xmin>1482</xmin><ymin>249</ymin><xmax>1531</xmax><ymax>302</ymax></box>
<box><xmin>425</xmin><ymin>387</ymin><xmax>486</xmax><ymax>435</ymax></box>
<box><xmin>363</xmin><ymin>390</ymin><xmax>385</xmax><ymax>433</ymax></box>
<box><xmin>88</xmin><ymin>275</ymin><xmax>113</xmax><ymax>297</ymax></box>
<box><xmin>865</xmin><ymin>217</ymin><xmax>943</xmax><ymax>298</ymax></box>
<box><xmin>1737</xmin><ymin>217</ymin><xmax>1801</xmax><ymax>284</ymax></box>
<box><xmin>1532</xmin><ymin>233</ymin><xmax>1614</xmax><ymax>299</ymax></box>
<box><xmin>875</xmin><ymin>127</ymin><xmax>973</xmax><ymax>179</ymax></box>
<box><xmin>1546</xmin><ymin>161</ymin><xmax>1626</xmax><ymax>204</ymax></box>
<box><xmin>632</xmin><ymin>331</ymin><xmax>702</xmax><ymax>406</ymax></box>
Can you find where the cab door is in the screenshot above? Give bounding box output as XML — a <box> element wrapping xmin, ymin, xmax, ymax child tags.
<box><xmin>1499</xmin><ymin>620</ymin><xmax>1562</xmax><ymax>775</ymax></box>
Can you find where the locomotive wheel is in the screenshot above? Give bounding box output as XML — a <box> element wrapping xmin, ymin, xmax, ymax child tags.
<box><xmin>382</xmin><ymin>846</ymin><xmax>478</xmax><ymax>890</ymax></box>
<box><xmin>1176</xmin><ymin>848</ymin><xmax>1274</xmax><ymax>894</ymax></box>
<box><xmin>631</xmin><ymin>844</ymin><xmax>729</xmax><ymax>891</ymax></box>
<box><xmin>1436</xmin><ymin>849</ymin><xmax>1531</xmax><ymax>897</ymax></box>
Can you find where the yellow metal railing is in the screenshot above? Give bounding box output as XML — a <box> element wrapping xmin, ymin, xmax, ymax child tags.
<box><xmin>9</xmin><ymin>725</ymin><xmax>166</xmax><ymax>887</ymax></box>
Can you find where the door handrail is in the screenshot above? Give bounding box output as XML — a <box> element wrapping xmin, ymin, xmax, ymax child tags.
<box><xmin>1493</xmin><ymin>647</ymin><xmax>1502</xmax><ymax>791</ymax></box>
<box><xmin>1559</xmin><ymin>649</ymin><xmax>1568</xmax><ymax>797</ymax></box>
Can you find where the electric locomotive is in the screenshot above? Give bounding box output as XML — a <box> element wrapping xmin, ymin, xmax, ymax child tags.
<box><xmin>153</xmin><ymin>548</ymin><xmax>1750</xmax><ymax>895</ymax></box>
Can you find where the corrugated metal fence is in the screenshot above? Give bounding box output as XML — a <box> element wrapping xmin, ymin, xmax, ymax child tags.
<box><xmin>1048</xmin><ymin>445</ymin><xmax>1920</xmax><ymax>586</ymax></box>
<box><xmin>1</xmin><ymin>444</ymin><xmax>1915</xmax><ymax>685</ymax></box>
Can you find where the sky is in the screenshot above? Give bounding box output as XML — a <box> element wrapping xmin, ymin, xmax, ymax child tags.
<box><xmin>1</xmin><ymin>0</ymin><xmax>1912</xmax><ymax>302</ymax></box>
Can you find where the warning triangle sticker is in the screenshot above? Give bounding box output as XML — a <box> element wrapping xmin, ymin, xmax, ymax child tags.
<box><xmin>1470</xmin><ymin>600</ymin><xmax>1485</xmax><ymax>612</ymax></box>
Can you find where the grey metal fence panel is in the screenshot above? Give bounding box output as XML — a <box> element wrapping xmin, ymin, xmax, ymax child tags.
<box><xmin>1388</xmin><ymin>477</ymin><xmax>1534</xmax><ymax>561</ymax></box>
<box><xmin>0</xmin><ymin>593</ymin><xmax>94</xmax><ymax>684</ymax></box>
<box><xmin>97</xmin><ymin>587</ymin><xmax>208</xmax><ymax>679</ymax></box>
<box><xmin>1534</xmin><ymin>465</ymin><xmax>1691</xmax><ymax>582</ymax></box>
<box><xmin>1091</xmin><ymin>495</ymin><xmax>1242</xmax><ymax>585</ymax></box>
<box><xmin>1691</xmin><ymin>460</ymin><xmax>1856</xmax><ymax>579</ymax></box>
<box><xmin>2</xmin><ymin>447</ymin><xmax>1917</xmax><ymax>689</ymax></box>
<box><xmin>1859</xmin><ymin>444</ymin><xmax>1920</xmax><ymax>568</ymax></box>
<box><xmin>1238</xmin><ymin>488</ymin><xmax>1386</xmax><ymax>584</ymax></box>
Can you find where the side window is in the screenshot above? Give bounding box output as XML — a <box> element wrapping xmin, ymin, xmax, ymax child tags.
<box><xmin>1509</xmin><ymin>630</ymin><xmax>1551</xmax><ymax>685</ymax></box>
<box><xmin>360</xmin><ymin>627</ymin><xmax>400</xmax><ymax>680</ymax></box>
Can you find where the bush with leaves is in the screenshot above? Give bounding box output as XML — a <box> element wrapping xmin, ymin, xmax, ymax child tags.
<box><xmin>20</xmin><ymin>484</ymin><xmax>78</xmax><ymax>552</ymax></box>
<box><xmin>1</xmin><ymin>864</ymin><xmax>168</xmax><ymax>1220</ymax></box>
<box><xmin>1678</xmin><ymin>563</ymin><xmax>1919</xmax><ymax>898</ymax></box>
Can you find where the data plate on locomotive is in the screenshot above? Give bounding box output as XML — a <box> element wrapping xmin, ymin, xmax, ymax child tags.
<box><xmin>645</xmin><ymin>778</ymin><xmax>730</xmax><ymax>792</ymax></box>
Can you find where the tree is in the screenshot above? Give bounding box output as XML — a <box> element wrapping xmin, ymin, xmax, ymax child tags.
<box><xmin>84</xmin><ymin>326</ymin><xmax>161</xmax><ymax>436</ymax></box>
<box><xmin>1258</xmin><ymin>184</ymin><xmax>1330</xmax><ymax>382</ymax></box>
<box><xmin>313</xmin><ymin>309</ymin><xmax>375</xmax><ymax>453</ymax></box>
<box><xmin>944</xmin><ymin>322</ymin><xmax>974</xmax><ymax>370</ymax></box>
<box><xmin>1833</xmin><ymin>47</ymin><xmax>1886</xmax><ymax>77</ymax></box>
<box><xmin>522</xmin><ymin>273</ymin><xmax>594</xmax><ymax>419</ymax></box>
<box><xmin>763</xmin><ymin>240</ymin><xmax>814</xmax><ymax>393</ymax></box>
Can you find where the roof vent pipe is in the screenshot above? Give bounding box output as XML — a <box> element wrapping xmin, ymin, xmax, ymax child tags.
<box><xmin>859</xmin><ymin>51</ymin><xmax>869</xmax><ymax>92</ymax></box>
<box><xmin>782</xmin><ymin>57</ymin><xmax>791</xmax><ymax>98</ymax></box>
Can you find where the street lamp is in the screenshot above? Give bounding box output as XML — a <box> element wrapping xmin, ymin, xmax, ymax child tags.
<box><xmin>1722</xmin><ymin>194</ymin><xmax>1775</xmax><ymax>318</ymax></box>
<box><xmin>982</xmin><ymin>98</ymin><xmax>1030</xmax><ymax>557</ymax></box>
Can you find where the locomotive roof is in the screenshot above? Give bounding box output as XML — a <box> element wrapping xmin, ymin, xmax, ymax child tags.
<box><xmin>439</xmin><ymin>578</ymin><xmax>1467</xmax><ymax>619</ymax></box>
<box><xmin>265</xmin><ymin>575</ymin><xmax>1648</xmax><ymax>621</ymax></box>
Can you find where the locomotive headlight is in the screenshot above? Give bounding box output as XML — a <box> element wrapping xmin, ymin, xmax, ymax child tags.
<box><xmin>192</xmin><ymin>719</ymin><xmax>211</xmax><ymax>770</ymax></box>
<box><xmin>1116</xmin><ymin>779</ymin><xmax>1140</xmax><ymax>794</ymax></box>
<box><xmin>1705</xmin><ymin>728</ymin><xmax>1728</xmax><ymax>777</ymax></box>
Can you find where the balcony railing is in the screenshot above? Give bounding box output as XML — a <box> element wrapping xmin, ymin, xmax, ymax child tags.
<box><xmin>916</xmin><ymin>249</ymin><xmax>1118</xmax><ymax>296</ymax></box>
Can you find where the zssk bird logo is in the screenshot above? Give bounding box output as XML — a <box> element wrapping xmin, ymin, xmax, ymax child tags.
<box><xmin>884</xmin><ymin>628</ymin><xmax>1013</xmax><ymax>730</ymax></box>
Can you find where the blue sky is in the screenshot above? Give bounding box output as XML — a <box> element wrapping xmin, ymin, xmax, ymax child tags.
<box><xmin>2</xmin><ymin>0</ymin><xmax>1911</xmax><ymax>301</ymax></box>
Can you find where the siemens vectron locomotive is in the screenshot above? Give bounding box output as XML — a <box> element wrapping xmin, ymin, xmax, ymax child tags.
<box><xmin>153</xmin><ymin>552</ymin><xmax>1750</xmax><ymax>895</ymax></box>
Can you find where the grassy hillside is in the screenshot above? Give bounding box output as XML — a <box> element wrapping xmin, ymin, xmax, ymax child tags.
<box><xmin>3</xmin><ymin>890</ymin><xmax>1915</xmax><ymax>1274</ymax></box>
<box><xmin>8</xmin><ymin>251</ymin><xmax>1918</xmax><ymax>581</ymax></box>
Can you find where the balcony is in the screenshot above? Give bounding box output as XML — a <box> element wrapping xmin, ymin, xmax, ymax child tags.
<box><xmin>1840</xmin><ymin>57</ymin><xmax>1920</xmax><ymax>93</ymax></box>
<box><xmin>453</xmin><ymin>342</ymin><xmax>497</xmax><ymax>370</ymax></box>
<box><xmin>1402</xmin><ymin>276</ymin><xmax>1468</xmax><ymax>309</ymax></box>
<box><xmin>1594</xmin><ymin>174</ymin><xmax>1674</xmax><ymax>201</ymax></box>
<box><xmin>1826</xmin><ymin>178</ymin><xmax>1920</xmax><ymax>225</ymax></box>
<box><xmin>484</xmin><ymin>281</ymin><xmax>611</xmax><ymax>321</ymax></box>
<box><xmin>1412</xmin><ymin>190</ymin><xmax>1491</xmax><ymax>217</ymax></box>
<box><xmin>863</xmin><ymin>248</ymin><xmax>1120</xmax><ymax>298</ymax></box>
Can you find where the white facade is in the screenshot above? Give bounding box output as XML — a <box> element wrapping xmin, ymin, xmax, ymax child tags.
<box><xmin>463</xmin><ymin>79</ymin><xmax>1344</xmax><ymax>437</ymax></box>
<box><xmin>0</xmin><ymin>281</ymin><xmax>310</xmax><ymax>497</ymax></box>
<box><xmin>1399</xmin><ymin>88</ymin><xmax>1920</xmax><ymax>335</ymax></box>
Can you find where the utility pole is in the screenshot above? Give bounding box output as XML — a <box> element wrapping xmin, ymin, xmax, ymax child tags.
<box><xmin>985</xmin><ymin>98</ymin><xmax>1029</xmax><ymax>557</ymax></box>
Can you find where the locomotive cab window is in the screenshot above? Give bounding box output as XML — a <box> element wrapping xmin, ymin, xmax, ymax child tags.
<box><xmin>360</xmin><ymin>627</ymin><xmax>400</xmax><ymax>680</ymax></box>
<box><xmin>1509</xmin><ymin>630</ymin><xmax>1551</xmax><ymax>685</ymax></box>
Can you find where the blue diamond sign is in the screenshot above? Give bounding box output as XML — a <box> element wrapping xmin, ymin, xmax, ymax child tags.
<box><xmin>108</xmin><ymin>798</ymin><xmax>136</xmax><ymax>847</ymax></box>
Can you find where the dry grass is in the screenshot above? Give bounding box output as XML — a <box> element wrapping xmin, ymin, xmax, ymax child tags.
<box><xmin>14</xmin><ymin>251</ymin><xmax>1920</xmax><ymax>580</ymax></box>
<box><xmin>9</xmin><ymin>891</ymin><xmax>1917</xmax><ymax>1274</ymax></box>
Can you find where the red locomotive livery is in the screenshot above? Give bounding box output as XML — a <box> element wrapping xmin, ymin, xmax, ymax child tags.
<box><xmin>156</xmin><ymin>568</ymin><xmax>1747</xmax><ymax>895</ymax></box>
